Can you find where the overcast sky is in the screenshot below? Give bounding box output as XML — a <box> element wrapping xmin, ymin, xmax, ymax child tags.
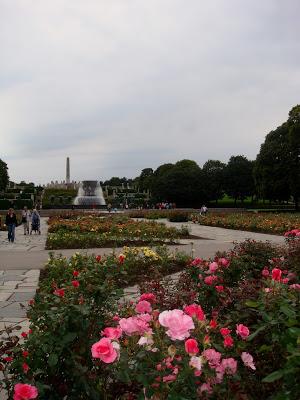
<box><xmin>0</xmin><ymin>0</ymin><xmax>299</xmax><ymax>184</ymax></box>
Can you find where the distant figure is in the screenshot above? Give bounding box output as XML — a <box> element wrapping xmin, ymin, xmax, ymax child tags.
<box><xmin>107</xmin><ymin>203</ymin><xmax>112</xmax><ymax>213</ymax></box>
<box><xmin>5</xmin><ymin>208</ymin><xmax>17</xmax><ymax>243</ymax></box>
<box><xmin>21</xmin><ymin>206</ymin><xmax>31</xmax><ymax>235</ymax></box>
<box><xmin>200</xmin><ymin>205</ymin><xmax>208</xmax><ymax>216</ymax></box>
<box><xmin>30</xmin><ymin>209</ymin><xmax>41</xmax><ymax>235</ymax></box>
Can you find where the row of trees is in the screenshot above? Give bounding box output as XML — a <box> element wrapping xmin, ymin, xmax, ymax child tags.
<box><xmin>138</xmin><ymin>157</ymin><xmax>254</xmax><ymax>207</ymax></box>
<box><xmin>137</xmin><ymin>105</ymin><xmax>300</xmax><ymax>208</ymax></box>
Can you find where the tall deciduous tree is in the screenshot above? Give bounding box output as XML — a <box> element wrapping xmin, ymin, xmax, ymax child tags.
<box><xmin>0</xmin><ymin>159</ymin><xmax>9</xmax><ymax>192</ymax></box>
<box><xmin>202</xmin><ymin>160</ymin><xmax>226</xmax><ymax>203</ymax></box>
<box><xmin>225</xmin><ymin>156</ymin><xmax>254</xmax><ymax>203</ymax></box>
<box><xmin>255</xmin><ymin>105</ymin><xmax>300</xmax><ymax>208</ymax></box>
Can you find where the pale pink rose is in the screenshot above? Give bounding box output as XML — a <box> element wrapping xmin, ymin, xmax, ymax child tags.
<box><xmin>289</xmin><ymin>284</ymin><xmax>300</xmax><ymax>290</ymax></box>
<box><xmin>265</xmin><ymin>288</ymin><xmax>271</xmax><ymax>293</ymax></box>
<box><xmin>101</xmin><ymin>327</ymin><xmax>122</xmax><ymax>340</ymax></box>
<box><xmin>135</xmin><ymin>300</ymin><xmax>152</xmax><ymax>314</ymax></box>
<box><xmin>236</xmin><ymin>324</ymin><xmax>250</xmax><ymax>339</ymax></box>
<box><xmin>139</xmin><ymin>293</ymin><xmax>156</xmax><ymax>303</ymax></box>
<box><xmin>159</xmin><ymin>309</ymin><xmax>195</xmax><ymax>340</ymax></box>
<box><xmin>189</xmin><ymin>356</ymin><xmax>202</xmax><ymax>371</ymax></box>
<box><xmin>185</xmin><ymin>338</ymin><xmax>199</xmax><ymax>355</ymax></box>
<box><xmin>138</xmin><ymin>334</ymin><xmax>154</xmax><ymax>347</ymax></box>
<box><xmin>184</xmin><ymin>304</ymin><xmax>205</xmax><ymax>321</ymax></box>
<box><xmin>13</xmin><ymin>384</ymin><xmax>38</xmax><ymax>400</ymax></box>
<box><xmin>200</xmin><ymin>383</ymin><xmax>213</xmax><ymax>394</ymax></box>
<box><xmin>119</xmin><ymin>314</ymin><xmax>152</xmax><ymax>336</ymax></box>
<box><xmin>208</xmin><ymin>262</ymin><xmax>218</xmax><ymax>273</ymax></box>
<box><xmin>221</xmin><ymin>358</ymin><xmax>237</xmax><ymax>375</ymax></box>
<box><xmin>91</xmin><ymin>338</ymin><xmax>118</xmax><ymax>363</ymax></box>
<box><xmin>241</xmin><ymin>352</ymin><xmax>256</xmax><ymax>370</ymax></box>
<box><xmin>203</xmin><ymin>348</ymin><xmax>221</xmax><ymax>368</ymax></box>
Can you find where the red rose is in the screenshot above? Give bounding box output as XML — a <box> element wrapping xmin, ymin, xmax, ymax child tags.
<box><xmin>72</xmin><ymin>280</ymin><xmax>80</xmax><ymax>288</ymax></box>
<box><xmin>185</xmin><ymin>338</ymin><xmax>199</xmax><ymax>355</ymax></box>
<box><xmin>272</xmin><ymin>268</ymin><xmax>282</xmax><ymax>281</ymax></box>
<box><xmin>223</xmin><ymin>335</ymin><xmax>234</xmax><ymax>348</ymax></box>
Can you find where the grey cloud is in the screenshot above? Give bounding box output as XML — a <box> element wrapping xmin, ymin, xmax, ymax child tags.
<box><xmin>0</xmin><ymin>0</ymin><xmax>299</xmax><ymax>182</ymax></box>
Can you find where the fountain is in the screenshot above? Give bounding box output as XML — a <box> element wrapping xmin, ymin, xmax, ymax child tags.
<box><xmin>74</xmin><ymin>180</ymin><xmax>106</xmax><ymax>206</ymax></box>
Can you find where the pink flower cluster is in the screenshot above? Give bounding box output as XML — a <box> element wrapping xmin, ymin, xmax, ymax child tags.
<box><xmin>284</xmin><ymin>229</ymin><xmax>300</xmax><ymax>237</ymax></box>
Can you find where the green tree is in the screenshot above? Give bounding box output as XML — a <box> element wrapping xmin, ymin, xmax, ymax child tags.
<box><xmin>225</xmin><ymin>156</ymin><xmax>254</xmax><ymax>204</ymax></box>
<box><xmin>255</xmin><ymin>105</ymin><xmax>300</xmax><ymax>208</ymax></box>
<box><xmin>138</xmin><ymin>168</ymin><xmax>154</xmax><ymax>191</ymax></box>
<box><xmin>152</xmin><ymin>159</ymin><xmax>207</xmax><ymax>207</ymax></box>
<box><xmin>202</xmin><ymin>160</ymin><xmax>226</xmax><ymax>203</ymax></box>
<box><xmin>0</xmin><ymin>159</ymin><xmax>9</xmax><ymax>192</ymax></box>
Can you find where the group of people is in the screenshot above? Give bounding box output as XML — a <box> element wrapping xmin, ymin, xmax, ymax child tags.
<box><xmin>4</xmin><ymin>206</ymin><xmax>41</xmax><ymax>243</ymax></box>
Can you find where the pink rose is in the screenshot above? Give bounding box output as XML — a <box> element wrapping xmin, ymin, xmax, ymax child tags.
<box><xmin>203</xmin><ymin>348</ymin><xmax>221</xmax><ymax>368</ymax></box>
<box><xmin>184</xmin><ymin>304</ymin><xmax>205</xmax><ymax>321</ymax></box>
<box><xmin>200</xmin><ymin>383</ymin><xmax>213</xmax><ymax>394</ymax></box>
<box><xmin>289</xmin><ymin>284</ymin><xmax>300</xmax><ymax>291</ymax></box>
<box><xmin>139</xmin><ymin>293</ymin><xmax>156</xmax><ymax>303</ymax></box>
<box><xmin>13</xmin><ymin>384</ymin><xmax>38</xmax><ymax>400</ymax></box>
<box><xmin>159</xmin><ymin>309</ymin><xmax>195</xmax><ymax>340</ymax></box>
<box><xmin>221</xmin><ymin>358</ymin><xmax>237</xmax><ymax>375</ymax></box>
<box><xmin>101</xmin><ymin>327</ymin><xmax>122</xmax><ymax>340</ymax></box>
<box><xmin>215</xmin><ymin>285</ymin><xmax>224</xmax><ymax>292</ymax></box>
<box><xmin>241</xmin><ymin>352</ymin><xmax>256</xmax><ymax>370</ymax></box>
<box><xmin>236</xmin><ymin>324</ymin><xmax>250</xmax><ymax>339</ymax></box>
<box><xmin>191</xmin><ymin>258</ymin><xmax>202</xmax><ymax>266</ymax></box>
<box><xmin>272</xmin><ymin>268</ymin><xmax>282</xmax><ymax>281</ymax></box>
<box><xmin>204</xmin><ymin>275</ymin><xmax>218</xmax><ymax>285</ymax></box>
<box><xmin>135</xmin><ymin>300</ymin><xmax>152</xmax><ymax>314</ymax></box>
<box><xmin>261</xmin><ymin>268</ymin><xmax>269</xmax><ymax>277</ymax></box>
<box><xmin>91</xmin><ymin>337</ymin><xmax>118</xmax><ymax>363</ymax></box>
<box><xmin>185</xmin><ymin>338</ymin><xmax>199</xmax><ymax>355</ymax></box>
<box><xmin>220</xmin><ymin>258</ymin><xmax>230</xmax><ymax>267</ymax></box>
<box><xmin>208</xmin><ymin>262</ymin><xmax>218</xmax><ymax>273</ymax></box>
<box><xmin>282</xmin><ymin>278</ymin><xmax>289</xmax><ymax>284</ymax></box>
<box><xmin>119</xmin><ymin>315</ymin><xmax>151</xmax><ymax>336</ymax></box>
<box><xmin>162</xmin><ymin>374</ymin><xmax>177</xmax><ymax>383</ymax></box>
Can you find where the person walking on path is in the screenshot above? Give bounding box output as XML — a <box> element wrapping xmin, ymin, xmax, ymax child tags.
<box><xmin>21</xmin><ymin>206</ymin><xmax>31</xmax><ymax>235</ymax></box>
<box><xmin>5</xmin><ymin>208</ymin><xmax>18</xmax><ymax>243</ymax></box>
<box><xmin>30</xmin><ymin>209</ymin><xmax>41</xmax><ymax>235</ymax></box>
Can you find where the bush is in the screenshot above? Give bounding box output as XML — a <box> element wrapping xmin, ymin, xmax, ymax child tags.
<box><xmin>0</xmin><ymin>199</ymin><xmax>12</xmax><ymax>209</ymax></box>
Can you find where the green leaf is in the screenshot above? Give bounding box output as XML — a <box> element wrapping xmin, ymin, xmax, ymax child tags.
<box><xmin>280</xmin><ymin>305</ymin><xmax>295</xmax><ymax>318</ymax></box>
<box><xmin>262</xmin><ymin>370</ymin><xmax>283</xmax><ymax>383</ymax></box>
<box><xmin>245</xmin><ymin>300</ymin><xmax>259</xmax><ymax>308</ymax></box>
<box><xmin>48</xmin><ymin>353</ymin><xmax>58</xmax><ymax>367</ymax></box>
<box><xmin>248</xmin><ymin>325</ymin><xmax>267</xmax><ymax>341</ymax></box>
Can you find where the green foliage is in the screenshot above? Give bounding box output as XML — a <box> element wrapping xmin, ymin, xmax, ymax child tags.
<box><xmin>0</xmin><ymin>159</ymin><xmax>9</xmax><ymax>191</ymax></box>
<box><xmin>225</xmin><ymin>155</ymin><xmax>255</xmax><ymax>202</ymax></box>
<box><xmin>255</xmin><ymin>105</ymin><xmax>300</xmax><ymax>208</ymax></box>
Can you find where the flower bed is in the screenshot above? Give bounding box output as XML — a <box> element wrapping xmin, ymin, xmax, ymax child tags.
<box><xmin>46</xmin><ymin>214</ymin><xmax>191</xmax><ymax>249</ymax></box>
<box><xmin>1</xmin><ymin>247</ymin><xmax>190</xmax><ymax>399</ymax></box>
<box><xmin>191</xmin><ymin>212</ymin><xmax>299</xmax><ymax>235</ymax></box>
<box><xmin>2</xmin><ymin>236</ymin><xmax>299</xmax><ymax>399</ymax></box>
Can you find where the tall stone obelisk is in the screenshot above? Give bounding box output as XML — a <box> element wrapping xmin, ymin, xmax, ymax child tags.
<box><xmin>66</xmin><ymin>157</ymin><xmax>70</xmax><ymax>184</ymax></box>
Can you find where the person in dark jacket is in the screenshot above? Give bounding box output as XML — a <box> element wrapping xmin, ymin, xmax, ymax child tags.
<box><xmin>5</xmin><ymin>208</ymin><xmax>18</xmax><ymax>243</ymax></box>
